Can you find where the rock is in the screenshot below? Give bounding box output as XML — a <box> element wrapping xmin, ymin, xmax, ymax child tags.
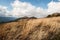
<box><xmin>47</xmin><ymin>13</ymin><xmax>60</xmax><ymax>17</ymax></box>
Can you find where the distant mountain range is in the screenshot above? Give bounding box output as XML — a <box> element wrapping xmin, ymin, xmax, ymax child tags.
<box><xmin>0</xmin><ymin>17</ymin><xmax>16</xmax><ymax>22</ymax></box>
<box><xmin>0</xmin><ymin>13</ymin><xmax>60</xmax><ymax>23</ymax></box>
<box><xmin>0</xmin><ymin>16</ymin><xmax>37</xmax><ymax>23</ymax></box>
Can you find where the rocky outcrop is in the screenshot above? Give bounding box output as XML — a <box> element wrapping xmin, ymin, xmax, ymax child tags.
<box><xmin>47</xmin><ymin>13</ymin><xmax>60</xmax><ymax>17</ymax></box>
<box><xmin>0</xmin><ymin>17</ymin><xmax>60</xmax><ymax>40</ymax></box>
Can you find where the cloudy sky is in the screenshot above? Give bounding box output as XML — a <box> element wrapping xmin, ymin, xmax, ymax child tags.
<box><xmin>0</xmin><ymin>0</ymin><xmax>60</xmax><ymax>18</ymax></box>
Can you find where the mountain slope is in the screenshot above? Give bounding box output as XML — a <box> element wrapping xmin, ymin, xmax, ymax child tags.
<box><xmin>0</xmin><ymin>17</ymin><xmax>60</xmax><ymax>40</ymax></box>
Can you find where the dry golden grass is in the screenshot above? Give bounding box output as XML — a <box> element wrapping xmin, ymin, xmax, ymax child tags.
<box><xmin>0</xmin><ymin>17</ymin><xmax>60</xmax><ymax>40</ymax></box>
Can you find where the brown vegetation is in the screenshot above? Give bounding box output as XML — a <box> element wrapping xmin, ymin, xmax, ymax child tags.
<box><xmin>0</xmin><ymin>17</ymin><xmax>60</xmax><ymax>40</ymax></box>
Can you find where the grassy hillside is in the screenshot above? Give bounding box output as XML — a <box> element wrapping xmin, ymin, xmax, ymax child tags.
<box><xmin>0</xmin><ymin>17</ymin><xmax>60</xmax><ymax>40</ymax></box>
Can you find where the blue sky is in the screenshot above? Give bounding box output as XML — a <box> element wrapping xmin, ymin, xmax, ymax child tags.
<box><xmin>0</xmin><ymin>0</ymin><xmax>59</xmax><ymax>10</ymax></box>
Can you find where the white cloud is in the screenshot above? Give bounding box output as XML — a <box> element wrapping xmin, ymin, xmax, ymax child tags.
<box><xmin>0</xmin><ymin>6</ymin><xmax>10</xmax><ymax>17</ymax></box>
<box><xmin>47</xmin><ymin>1</ymin><xmax>60</xmax><ymax>14</ymax></box>
<box><xmin>0</xmin><ymin>0</ymin><xmax>60</xmax><ymax>18</ymax></box>
<box><xmin>58</xmin><ymin>0</ymin><xmax>60</xmax><ymax>1</ymax></box>
<box><xmin>10</xmin><ymin>0</ymin><xmax>46</xmax><ymax>18</ymax></box>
